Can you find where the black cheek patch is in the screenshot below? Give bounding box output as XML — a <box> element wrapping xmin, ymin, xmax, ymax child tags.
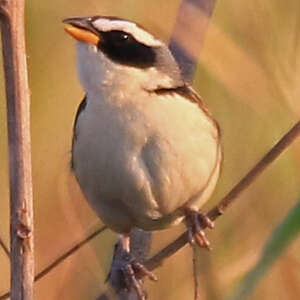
<box><xmin>99</xmin><ymin>39</ymin><xmax>156</xmax><ymax>68</ymax></box>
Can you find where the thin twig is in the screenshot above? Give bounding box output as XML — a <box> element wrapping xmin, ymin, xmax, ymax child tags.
<box><xmin>145</xmin><ymin>121</ymin><xmax>300</xmax><ymax>271</ymax></box>
<box><xmin>0</xmin><ymin>0</ymin><xmax>34</xmax><ymax>300</ymax></box>
<box><xmin>169</xmin><ymin>0</ymin><xmax>216</xmax><ymax>80</ymax></box>
<box><xmin>35</xmin><ymin>225</ymin><xmax>107</xmax><ymax>281</ymax></box>
<box><xmin>192</xmin><ymin>246</ymin><xmax>200</xmax><ymax>300</ymax></box>
<box><xmin>208</xmin><ymin>120</ymin><xmax>300</xmax><ymax>220</ymax></box>
<box><xmin>0</xmin><ymin>238</ymin><xmax>10</xmax><ymax>259</ymax></box>
<box><xmin>0</xmin><ymin>226</ymin><xmax>108</xmax><ymax>300</ymax></box>
<box><xmin>0</xmin><ymin>291</ymin><xmax>9</xmax><ymax>300</ymax></box>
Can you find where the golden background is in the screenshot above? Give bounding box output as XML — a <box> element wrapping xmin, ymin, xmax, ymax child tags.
<box><xmin>0</xmin><ymin>0</ymin><xmax>300</xmax><ymax>299</ymax></box>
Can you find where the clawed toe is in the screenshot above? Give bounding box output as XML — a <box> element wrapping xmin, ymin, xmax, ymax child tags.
<box><xmin>131</xmin><ymin>261</ymin><xmax>157</xmax><ymax>281</ymax></box>
<box><xmin>120</xmin><ymin>251</ymin><xmax>157</xmax><ymax>300</ymax></box>
<box><xmin>122</xmin><ymin>261</ymin><xmax>145</xmax><ymax>300</ymax></box>
<box><xmin>185</xmin><ymin>210</ymin><xmax>214</xmax><ymax>250</ymax></box>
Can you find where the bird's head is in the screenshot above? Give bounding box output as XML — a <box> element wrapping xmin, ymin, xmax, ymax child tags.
<box><xmin>63</xmin><ymin>16</ymin><xmax>183</xmax><ymax>94</ymax></box>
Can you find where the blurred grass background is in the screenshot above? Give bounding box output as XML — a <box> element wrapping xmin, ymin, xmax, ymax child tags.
<box><xmin>1</xmin><ymin>0</ymin><xmax>300</xmax><ymax>299</ymax></box>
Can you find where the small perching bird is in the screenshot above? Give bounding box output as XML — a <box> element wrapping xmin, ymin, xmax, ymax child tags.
<box><xmin>64</xmin><ymin>15</ymin><xmax>222</xmax><ymax>299</ymax></box>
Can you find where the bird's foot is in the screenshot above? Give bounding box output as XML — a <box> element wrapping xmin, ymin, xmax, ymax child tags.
<box><xmin>185</xmin><ymin>209</ymin><xmax>214</xmax><ymax>250</ymax></box>
<box><xmin>107</xmin><ymin>234</ymin><xmax>157</xmax><ymax>300</ymax></box>
<box><xmin>119</xmin><ymin>250</ymin><xmax>157</xmax><ymax>300</ymax></box>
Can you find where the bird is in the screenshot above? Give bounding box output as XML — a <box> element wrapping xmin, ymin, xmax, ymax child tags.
<box><xmin>63</xmin><ymin>15</ymin><xmax>222</xmax><ymax>299</ymax></box>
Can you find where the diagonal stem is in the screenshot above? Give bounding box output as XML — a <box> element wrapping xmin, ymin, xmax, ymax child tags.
<box><xmin>145</xmin><ymin>121</ymin><xmax>300</xmax><ymax>271</ymax></box>
<box><xmin>0</xmin><ymin>226</ymin><xmax>107</xmax><ymax>300</ymax></box>
<box><xmin>0</xmin><ymin>238</ymin><xmax>10</xmax><ymax>259</ymax></box>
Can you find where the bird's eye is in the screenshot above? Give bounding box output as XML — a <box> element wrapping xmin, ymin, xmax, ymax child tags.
<box><xmin>120</xmin><ymin>33</ymin><xmax>129</xmax><ymax>41</ymax></box>
<box><xmin>99</xmin><ymin>30</ymin><xmax>156</xmax><ymax>68</ymax></box>
<box><xmin>107</xmin><ymin>31</ymin><xmax>133</xmax><ymax>45</ymax></box>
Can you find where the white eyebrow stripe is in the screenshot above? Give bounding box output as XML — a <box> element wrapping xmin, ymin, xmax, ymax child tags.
<box><xmin>92</xmin><ymin>18</ymin><xmax>162</xmax><ymax>47</ymax></box>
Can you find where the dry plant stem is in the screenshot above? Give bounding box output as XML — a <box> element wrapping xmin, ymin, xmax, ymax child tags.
<box><xmin>0</xmin><ymin>238</ymin><xmax>10</xmax><ymax>258</ymax></box>
<box><xmin>208</xmin><ymin>121</ymin><xmax>300</xmax><ymax>219</ymax></box>
<box><xmin>192</xmin><ymin>246</ymin><xmax>200</xmax><ymax>300</ymax></box>
<box><xmin>0</xmin><ymin>226</ymin><xmax>108</xmax><ymax>300</ymax></box>
<box><xmin>169</xmin><ymin>0</ymin><xmax>216</xmax><ymax>80</ymax></box>
<box><xmin>35</xmin><ymin>226</ymin><xmax>107</xmax><ymax>281</ymax></box>
<box><xmin>145</xmin><ymin>120</ymin><xmax>300</xmax><ymax>271</ymax></box>
<box><xmin>0</xmin><ymin>1</ymin><xmax>34</xmax><ymax>300</ymax></box>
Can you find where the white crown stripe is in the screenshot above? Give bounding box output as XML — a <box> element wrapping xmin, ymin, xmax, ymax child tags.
<box><xmin>92</xmin><ymin>18</ymin><xmax>162</xmax><ymax>47</ymax></box>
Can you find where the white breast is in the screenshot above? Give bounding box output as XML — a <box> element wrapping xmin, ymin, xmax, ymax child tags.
<box><xmin>72</xmin><ymin>87</ymin><xmax>220</xmax><ymax>232</ymax></box>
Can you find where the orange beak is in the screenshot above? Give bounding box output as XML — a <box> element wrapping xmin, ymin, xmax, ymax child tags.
<box><xmin>64</xmin><ymin>25</ymin><xmax>100</xmax><ymax>45</ymax></box>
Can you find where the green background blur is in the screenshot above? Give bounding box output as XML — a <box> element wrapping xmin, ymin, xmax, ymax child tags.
<box><xmin>1</xmin><ymin>0</ymin><xmax>300</xmax><ymax>299</ymax></box>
